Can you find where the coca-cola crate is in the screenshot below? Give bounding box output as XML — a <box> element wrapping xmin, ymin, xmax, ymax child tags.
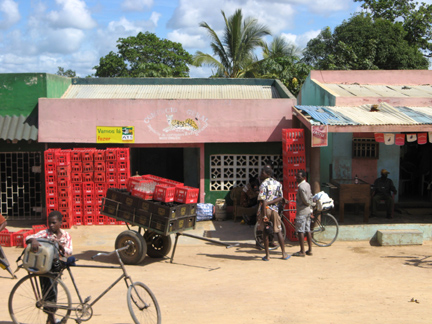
<box><xmin>117</xmin><ymin>148</ymin><xmax>129</xmax><ymax>161</ymax></box>
<box><xmin>32</xmin><ymin>225</ymin><xmax>48</xmax><ymax>233</ymax></box>
<box><xmin>46</xmin><ymin>185</ymin><xmax>57</xmax><ymax>197</ymax></box>
<box><xmin>160</xmin><ymin>179</ymin><xmax>184</xmax><ymax>188</ymax></box>
<box><xmin>95</xmin><ymin>183</ymin><xmax>106</xmax><ymax>195</ymax></box>
<box><xmin>283</xmin><ymin>142</ymin><xmax>306</xmax><ymax>156</ymax></box>
<box><xmin>106</xmin><ymin>182</ymin><xmax>118</xmax><ymax>190</ymax></box>
<box><xmin>282</xmin><ymin>128</ymin><xmax>305</xmax><ymax>144</ymax></box>
<box><xmin>71</xmin><ymin>161</ymin><xmax>82</xmax><ymax>172</ymax></box>
<box><xmin>283</xmin><ymin>155</ymin><xmax>306</xmax><ymax>168</ymax></box>
<box><xmin>82</xmin><ymin>182</ymin><xmax>94</xmax><ymax>194</ymax></box>
<box><xmin>46</xmin><ymin>197</ymin><xmax>58</xmax><ymax>209</ymax></box>
<box><xmin>174</xmin><ymin>186</ymin><xmax>199</xmax><ymax>204</ymax></box>
<box><xmin>59</xmin><ymin>197</ymin><xmax>72</xmax><ymax>209</ymax></box>
<box><xmin>94</xmin><ymin>214</ymin><xmax>106</xmax><ymax>225</ymax></box>
<box><xmin>105</xmin><ymin>148</ymin><xmax>117</xmax><ymax>161</ymax></box>
<box><xmin>58</xmin><ymin>187</ymin><xmax>72</xmax><ymax>198</ymax></box>
<box><xmin>82</xmin><ymin>172</ymin><xmax>93</xmax><ymax>182</ymax></box>
<box><xmin>94</xmin><ymin>171</ymin><xmax>106</xmax><ymax>183</ymax></box>
<box><xmin>106</xmin><ymin>161</ymin><xmax>116</xmax><ymax>172</ymax></box>
<box><xmin>82</xmin><ymin>149</ymin><xmax>94</xmax><ymax>162</ymax></box>
<box><xmin>56</xmin><ymin>151</ymin><xmax>71</xmax><ymax>166</ymax></box>
<box><xmin>15</xmin><ymin>229</ymin><xmax>34</xmax><ymax>248</ymax></box>
<box><xmin>118</xmin><ymin>172</ymin><xmax>128</xmax><ymax>184</ymax></box>
<box><xmin>283</xmin><ymin>191</ymin><xmax>297</xmax><ymax>202</ymax></box>
<box><xmin>72</xmin><ymin>204</ymin><xmax>83</xmax><ymax>216</ymax></box>
<box><xmin>0</xmin><ymin>230</ymin><xmax>16</xmax><ymax>247</ymax></box>
<box><xmin>72</xmin><ymin>194</ymin><xmax>82</xmax><ymax>205</ymax></box>
<box><xmin>154</xmin><ymin>184</ymin><xmax>176</xmax><ymax>203</ymax></box>
<box><xmin>70</xmin><ymin>150</ymin><xmax>81</xmax><ymax>162</ymax></box>
<box><xmin>95</xmin><ymin>192</ymin><xmax>105</xmax><ymax>205</ymax></box>
<box><xmin>118</xmin><ymin>182</ymin><xmax>127</xmax><ymax>189</ymax></box>
<box><xmin>45</xmin><ymin>163</ymin><xmax>56</xmax><ymax>175</ymax></box>
<box><xmin>131</xmin><ymin>188</ymin><xmax>153</xmax><ymax>200</ymax></box>
<box><xmin>283</xmin><ymin>177</ymin><xmax>298</xmax><ymax>193</ymax></box>
<box><xmin>45</xmin><ymin>174</ymin><xmax>56</xmax><ymax>185</ymax></box>
<box><xmin>58</xmin><ymin>176</ymin><xmax>71</xmax><ymax>188</ymax></box>
<box><xmin>127</xmin><ymin>176</ymin><xmax>144</xmax><ymax>191</ymax></box>
<box><xmin>57</xmin><ymin>165</ymin><xmax>71</xmax><ymax>177</ymax></box>
<box><xmin>106</xmin><ymin>172</ymin><xmax>117</xmax><ymax>183</ymax></box>
<box><xmin>73</xmin><ymin>214</ymin><xmax>83</xmax><ymax>226</ymax></box>
<box><xmin>83</xmin><ymin>215</ymin><xmax>94</xmax><ymax>225</ymax></box>
<box><xmin>83</xmin><ymin>193</ymin><xmax>94</xmax><ymax>205</ymax></box>
<box><xmin>105</xmin><ymin>216</ymin><xmax>117</xmax><ymax>225</ymax></box>
<box><xmin>83</xmin><ymin>204</ymin><xmax>94</xmax><ymax>216</ymax></box>
<box><xmin>142</xmin><ymin>174</ymin><xmax>166</xmax><ymax>182</ymax></box>
<box><xmin>72</xmin><ymin>183</ymin><xmax>82</xmax><ymax>195</ymax></box>
<box><xmin>116</xmin><ymin>160</ymin><xmax>129</xmax><ymax>172</ymax></box>
<box><xmin>83</xmin><ymin>161</ymin><xmax>93</xmax><ymax>172</ymax></box>
<box><xmin>94</xmin><ymin>150</ymin><xmax>105</xmax><ymax>161</ymax></box>
<box><xmin>44</xmin><ymin>149</ymin><xmax>59</xmax><ymax>163</ymax></box>
<box><xmin>71</xmin><ymin>172</ymin><xmax>82</xmax><ymax>183</ymax></box>
<box><xmin>94</xmin><ymin>161</ymin><xmax>105</xmax><ymax>171</ymax></box>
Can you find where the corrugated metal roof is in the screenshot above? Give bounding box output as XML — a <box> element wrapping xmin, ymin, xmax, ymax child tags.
<box><xmin>62</xmin><ymin>84</ymin><xmax>280</xmax><ymax>99</ymax></box>
<box><xmin>295</xmin><ymin>103</ymin><xmax>432</xmax><ymax>126</ymax></box>
<box><xmin>322</xmin><ymin>83</ymin><xmax>432</xmax><ymax>98</ymax></box>
<box><xmin>0</xmin><ymin>115</ymin><xmax>38</xmax><ymax>141</ymax></box>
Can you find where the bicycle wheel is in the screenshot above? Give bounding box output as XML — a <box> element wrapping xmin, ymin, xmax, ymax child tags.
<box><xmin>311</xmin><ymin>212</ymin><xmax>339</xmax><ymax>247</ymax></box>
<box><xmin>9</xmin><ymin>273</ymin><xmax>71</xmax><ymax>324</ymax></box>
<box><xmin>254</xmin><ymin>221</ymin><xmax>286</xmax><ymax>250</ymax></box>
<box><xmin>127</xmin><ymin>281</ymin><xmax>161</xmax><ymax>324</ymax></box>
<box><xmin>115</xmin><ymin>230</ymin><xmax>147</xmax><ymax>265</ymax></box>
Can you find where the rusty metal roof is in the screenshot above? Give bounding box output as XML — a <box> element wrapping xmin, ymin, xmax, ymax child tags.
<box><xmin>0</xmin><ymin>115</ymin><xmax>38</xmax><ymax>141</ymax></box>
<box><xmin>295</xmin><ymin>103</ymin><xmax>432</xmax><ymax>126</ymax></box>
<box><xmin>61</xmin><ymin>84</ymin><xmax>280</xmax><ymax>99</ymax></box>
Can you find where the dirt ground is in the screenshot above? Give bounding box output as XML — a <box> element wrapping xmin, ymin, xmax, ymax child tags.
<box><xmin>1</xmin><ymin>222</ymin><xmax>431</xmax><ymax>324</ymax></box>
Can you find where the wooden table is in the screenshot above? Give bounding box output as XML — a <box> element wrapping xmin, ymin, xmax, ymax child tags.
<box><xmin>330</xmin><ymin>179</ymin><xmax>371</xmax><ymax>223</ymax></box>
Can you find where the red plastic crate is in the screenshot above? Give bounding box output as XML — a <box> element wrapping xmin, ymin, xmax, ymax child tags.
<box><xmin>127</xmin><ymin>176</ymin><xmax>143</xmax><ymax>191</ymax></box>
<box><xmin>106</xmin><ymin>161</ymin><xmax>116</xmax><ymax>172</ymax></box>
<box><xmin>0</xmin><ymin>230</ymin><xmax>16</xmax><ymax>247</ymax></box>
<box><xmin>131</xmin><ymin>188</ymin><xmax>153</xmax><ymax>200</ymax></box>
<box><xmin>174</xmin><ymin>186</ymin><xmax>199</xmax><ymax>204</ymax></box>
<box><xmin>117</xmin><ymin>148</ymin><xmax>129</xmax><ymax>161</ymax></box>
<box><xmin>105</xmin><ymin>148</ymin><xmax>117</xmax><ymax>161</ymax></box>
<box><xmin>106</xmin><ymin>182</ymin><xmax>118</xmax><ymax>189</ymax></box>
<box><xmin>95</xmin><ymin>183</ymin><xmax>106</xmax><ymax>195</ymax></box>
<box><xmin>94</xmin><ymin>214</ymin><xmax>106</xmax><ymax>225</ymax></box>
<box><xmin>44</xmin><ymin>149</ymin><xmax>59</xmax><ymax>163</ymax></box>
<box><xmin>282</xmin><ymin>128</ymin><xmax>305</xmax><ymax>144</ymax></box>
<box><xmin>95</xmin><ymin>193</ymin><xmax>105</xmax><ymax>205</ymax></box>
<box><xmin>15</xmin><ymin>229</ymin><xmax>34</xmax><ymax>248</ymax></box>
<box><xmin>72</xmin><ymin>204</ymin><xmax>83</xmax><ymax>216</ymax></box>
<box><xmin>73</xmin><ymin>214</ymin><xmax>83</xmax><ymax>226</ymax></box>
<box><xmin>46</xmin><ymin>197</ymin><xmax>58</xmax><ymax>208</ymax></box>
<box><xmin>70</xmin><ymin>150</ymin><xmax>81</xmax><ymax>161</ymax></box>
<box><xmin>83</xmin><ymin>193</ymin><xmax>94</xmax><ymax>205</ymax></box>
<box><xmin>154</xmin><ymin>184</ymin><xmax>176</xmax><ymax>202</ymax></box>
<box><xmin>61</xmin><ymin>218</ymin><xmax>72</xmax><ymax>229</ymax></box>
<box><xmin>142</xmin><ymin>174</ymin><xmax>166</xmax><ymax>182</ymax></box>
<box><xmin>59</xmin><ymin>197</ymin><xmax>72</xmax><ymax>209</ymax></box>
<box><xmin>82</xmin><ymin>182</ymin><xmax>94</xmax><ymax>194</ymax></box>
<box><xmin>45</xmin><ymin>163</ymin><xmax>56</xmax><ymax>175</ymax></box>
<box><xmin>117</xmin><ymin>161</ymin><xmax>129</xmax><ymax>172</ymax></box>
<box><xmin>106</xmin><ymin>172</ymin><xmax>117</xmax><ymax>183</ymax></box>
<box><xmin>58</xmin><ymin>187</ymin><xmax>71</xmax><ymax>198</ymax></box>
<box><xmin>82</xmin><ymin>149</ymin><xmax>94</xmax><ymax>162</ymax></box>
<box><xmin>32</xmin><ymin>225</ymin><xmax>48</xmax><ymax>233</ymax></box>
<box><xmin>83</xmin><ymin>204</ymin><xmax>94</xmax><ymax>216</ymax></box>
<box><xmin>45</xmin><ymin>174</ymin><xmax>56</xmax><ymax>185</ymax></box>
<box><xmin>283</xmin><ymin>142</ymin><xmax>306</xmax><ymax>156</ymax></box>
<box><xmin>82</xmin><ymin>172</ymin><xmax>93</xmax><ymax>182</ymax></box>
<box><xmin>161</xmin><ymin>179</ymin><xmax>184</xmax><ymax>188</ymax></box>
<box><xmin>58</xmin><ymin>176</ymin><xmax>71</xmax><ymax>188</ymax></box>
<box><xmin>72</xmin><ymin>183</ymin><xmax>82</xmax><ymax>195</ymax></box>
<box><xmin>72</xmin><ymin>194</ymin><xmax>82</xmax><ymax>205</ymax></box>
<box><xmin>94</xmin><ymin>172</ymin><xmax>106</xmax><ymax>183</ymax></box>
<box><xmin>57</xmin><ymin>165</ymin><xmax>71</xmax><ymax>177</ymax></box>
<box><xmin>118</xmin><ymin>172</ymin><xmax>128</xmax><ymax>184</ymax></box>
<box><xmin>105</xmin><ymin>216</ymin><xmax>117</xmax><ymax>225</ymax></box>
<box><xmin>118</xmin><ymin>182</ymin><xmax>127</xmax><ymax>189</ymax></box>
<box><xmin>94</xmin><ymin>161</ymin><xmax>105</xmax><ymax>171</ymax></box>
<box><xmin>71</xmin><ymin>172</ymin><xmax>82</xmax><ymax>183</ymax></box>
<box><xmin>56</xmin><ymin>151</ymin><xmax>71</xmax><ymax>166</ymax></box>
<box><xmin>83</xmin><ymin>161</ymin><xmax>93</xmax><ymax>172</ymax></box>
<box><xmin>46</xmin><ymin>185</ymin><xmax>58</xmax><ymax>197</ymax></box>
<box><xmin>94</xmin><ymin>150</ymin><xmax>105</xmax><ymax>161</ymax></box>
<box><xmin>83</xmin><ymin>215</ymin><xmax>94</xmax><ymax>225</ymax></box>
<box><xmin>71</xmin><ymin>161</ymin><xmax>82</xmax><ymax>172</ymax></box>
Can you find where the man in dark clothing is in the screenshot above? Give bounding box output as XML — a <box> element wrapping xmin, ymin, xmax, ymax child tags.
<box><xmin>371</xmin><ymin>169</ymin><xmax>397</xmax><ymax>219</ymax></box>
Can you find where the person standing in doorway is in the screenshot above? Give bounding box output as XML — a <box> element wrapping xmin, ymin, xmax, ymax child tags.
<box><xmin>293</xmin><ymin>170</ymin><xmax>313</xmax><ymax>257</ymax></box>
<box><xmin>257</xmin><ymin>165</ymin><xmax>290</xmax><ymax>261</ymax></box>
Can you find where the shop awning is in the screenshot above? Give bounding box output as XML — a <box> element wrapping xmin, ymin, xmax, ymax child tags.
<box><xmin>294</xmin><ymin>103</ymin><xmax>432</xmax><ymax>133</ymax></box>
<box><xmin>0</xmin><ymin>114</ymin><xmax>38</xmax><ymax>142</ymax></box>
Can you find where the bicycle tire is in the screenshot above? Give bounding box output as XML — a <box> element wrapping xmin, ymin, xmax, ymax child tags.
<box><xmin>144</xmin><ymin>232</ymin><xmax>172</xmax><ymax>258</ymax></box>
<box><xmin>9</xmin><ymin>273</ymin><xmax>71</xmax><ymax>324</ymax></box>
<box><xmin>254</xmin><ymin>221</ymin><xmax>286</xmax><ymax>250</ymax></box>
<box><xmin>311</xmin><ymin>212</ymin><xmax>339</xmax><ymax>247</ymax></box>
<box><xmin>115</xmin><ymin>230</ymin><xmax>147</xmax><ymax>265</ymax></box>
<box><xmin>127</xmin><ymin>281</ymin><xmax>161</xmax><ymax>324</ymax></box>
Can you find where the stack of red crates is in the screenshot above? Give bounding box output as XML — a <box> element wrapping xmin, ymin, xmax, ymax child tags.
<box><xmin>282</xmin><ymin>129</ymin><xmax>306</xmax><ymax>242</ymax></box>
<box><xmin>44</xmin><ymin>147</ymin><xmax>131</xmax><ymax>227</ymax></box>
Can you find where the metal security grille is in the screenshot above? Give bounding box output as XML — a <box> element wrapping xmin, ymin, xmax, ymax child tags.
<box><xmin>352</xmin><ymin>138</ymin><xmax>379</xmax><ymax>158</ymax></box>
<box><xmin>0</xmin><ymin>152</ymin><xmax>43</xmax><ymax>220</ymax></box>
<box><xmin>210</xmin><ymin>154</ymin><xmax>282</xmax><ymax>191</ymax></box>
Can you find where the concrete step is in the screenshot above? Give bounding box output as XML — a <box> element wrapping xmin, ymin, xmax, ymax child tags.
<box><xmin>377</xmin><ymin>229</ymin><xmax>423</xmax><ymax>246</ymax></box>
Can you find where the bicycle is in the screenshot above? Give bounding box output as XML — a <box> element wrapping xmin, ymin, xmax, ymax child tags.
<box><xmin>254</xmin><ymin>199</ymin><xmax>339</xmax><ymax>250</ymax></box>
<box><xmin>8</xmin><ymin>243</ymin><xmax>161</xmax><ymax>324</ymax></box>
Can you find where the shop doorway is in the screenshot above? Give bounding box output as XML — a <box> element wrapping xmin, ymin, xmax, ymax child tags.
<box><xmin>399</xmin><ymin>142</ymin><xmax>432</xmax><ymax>201</ymax></box>
<box><xmin>130</xmin><ymin>147</ymin><xmax>200</xmax><ymax>188</ymax></box>
<box><xmin>0</xmin><ymin>152</ymin><xmax>43</xmax><ymax>220</ymax></box>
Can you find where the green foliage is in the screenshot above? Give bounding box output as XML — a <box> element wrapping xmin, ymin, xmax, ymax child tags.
<box><xmin>56</xmin><ymin>67</ymin><xmax>76</xmax><ymax>77</ymax></box>
<box><xmin>354</xmin><ymin>0</ymin><xmax>432</xmax><ymax>58</ymax></box>
<box><xmin>302</xmin><ymin>13</ymin><xmax>429</xmax><ymax>70</ymax></box>
<box><xmin>94</xmin><ymin>32</ymin><xmax>193</xmax><ymax>78</ymax></box>
<box><xmin>192</xmin><ymin>9</ymin><xmax>271</xmax><ymax>78</ymax></box>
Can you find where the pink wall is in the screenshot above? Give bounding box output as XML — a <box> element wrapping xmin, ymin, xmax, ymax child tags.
<box><xmin>38</xmin><ymin>98</ymin><xmax>294</xmax><ymax>143</ymax></box>
<box><xmin>310</xmin><ymin>70</ymin><xmax>432</xmax><ymax>85</ymax></box>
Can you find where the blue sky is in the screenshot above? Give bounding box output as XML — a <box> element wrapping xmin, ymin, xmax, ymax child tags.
<box><xmin>0</xmin><ymin>0</ymin><xmax>427</xmax><ymax>78</ymax></box>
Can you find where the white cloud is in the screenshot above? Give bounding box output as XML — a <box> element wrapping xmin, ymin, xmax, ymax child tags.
<box><xmin>149</xmin><ymin>11</ymin><xmax>160</xmax><ymax>26</ymax></box>
<box><xmin>0</xmin><ymin>0</ymin><xmax>20</xmax><ymax>29</ymax></box>
<box><xmin>121</xmin><ymin>0</ymin><xmax>153</xmax><ymax>12</ymax></box>
<box><xmin>39</xmin><ymin>28</ymin><xmax>85</xmax><ymax>54</ymax></box>
<box><xmin>168</xmin><ymin>30</ymin><xmax>206</xmax><ymax>49</ymax></box>
<box><xmin>281</xmin><ymin>29</ymin><xmax>321</xmax><ymax>49</ymax></box>
<box><xmin>46</xmin><ymin>0</ymin><xmax>97</xmax><ymax>29</ymax></box>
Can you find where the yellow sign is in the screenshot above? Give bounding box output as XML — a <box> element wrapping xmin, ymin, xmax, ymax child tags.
<box><xmin>96</xmin><ymin>126</ymin><xmax>135</xmax><ymax>143</ymax></box>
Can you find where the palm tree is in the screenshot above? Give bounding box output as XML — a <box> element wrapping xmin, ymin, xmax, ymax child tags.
<box><xmin>261</xmin><ymin>35</ymin><xmax>302</xmax><ymax>60</ymax></box>
<box><xmin>192</xmin><ymin>9</ymin><xmax>271</xmax><ymax>78</ymax></box>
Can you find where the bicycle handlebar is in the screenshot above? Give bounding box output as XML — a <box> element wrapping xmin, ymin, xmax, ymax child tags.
<box><xmin>91</xmin><ymin>243</ymin><xmax>131</xmax><ymax>260</ymax></box>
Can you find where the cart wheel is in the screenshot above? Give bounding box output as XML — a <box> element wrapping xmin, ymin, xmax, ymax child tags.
<box><xmin>115</xmin><ymin>230</ymin><xmax>147</xmax><ymax>265</ymax></box>
<box><xmin>145</xmin><ymin>232</ymin><xmax>172</xmax><ymax>258</ymax></box>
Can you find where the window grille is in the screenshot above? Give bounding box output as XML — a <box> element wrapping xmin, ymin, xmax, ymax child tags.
<box><xmin>352</xmin><ymin>138</ymin><xmax>379</xmax><ymax>158</ymax></box>
<box><xmin>210</xmin><ymin>154</ymin><xmax>282</xmax><ymax>191</ymax></box>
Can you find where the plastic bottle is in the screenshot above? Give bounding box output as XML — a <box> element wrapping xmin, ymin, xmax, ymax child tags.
<box><xmin>354</xmin><ymin>175</ymin><xmax>359</xmax><ymax>184</ymax></box>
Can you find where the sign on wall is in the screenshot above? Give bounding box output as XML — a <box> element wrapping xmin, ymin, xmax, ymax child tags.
<box><xmin>96</xmin><ymin>126</ymin><xmax>135</xmax><ymax>143</ymax></box>
<box><xmin>311</xmin><ymin>125</ymin><xmax>328</xmax><ymax>147</ymax></box>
